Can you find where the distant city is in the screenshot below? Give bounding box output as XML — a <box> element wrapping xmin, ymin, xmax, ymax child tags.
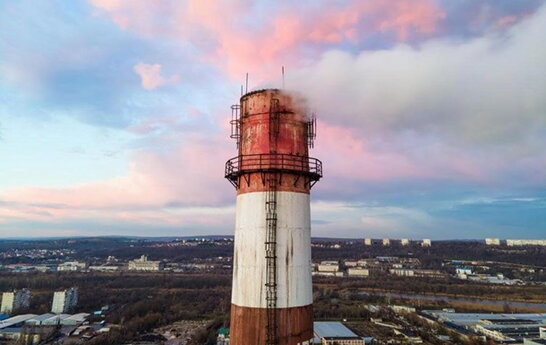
<box><xmin>0</xmin><ymin>236</ymin><xmax>544</xmax><ymax>344</ymax></box>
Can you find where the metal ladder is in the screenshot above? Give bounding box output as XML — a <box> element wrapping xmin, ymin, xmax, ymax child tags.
<box><xmin>265</xmin><ymin>98</ymin><xmax>280</xmax><ymax>345</ymax></box>
<box><xmin>230</xmin><ymin>104</ymin><xmax>241</xmax><ymax>149</ymax></box>
<box><xmin>265</xmin><ymin>178</ymin><xmax>278</xmax><ymax>345</ymax></box>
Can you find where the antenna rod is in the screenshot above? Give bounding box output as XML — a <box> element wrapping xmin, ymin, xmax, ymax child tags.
<box><xmin>241</xmin><ymin>85</ymin><xmax>243</xmax><ymax>96</ymax></box>
<box><xmin>282</xmin><ymin>66</ymin><xmax>285</xmax><ymax>89</ymax></box>
<box><xmin>245</xmin><ymin>73</ymin><xmax>249</xmax><ymax>93</ymax></box>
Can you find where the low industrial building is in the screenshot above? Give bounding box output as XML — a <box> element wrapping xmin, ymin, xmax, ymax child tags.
<box><xmin>0</xmin><ymin>314</ymin><xmax>37</xmax><ymax>341</ymax></box>
<box><xmin>389</xmin><ymin>269</ymin><xmax>444</xmax><ymax>278</ymax></box>
<box><xmin>347</xmin><ymin>268</ymin><xmax>369</xmax><ymax>277</ymax></box>
<box><xmin>506</xmin><ymin>239</ymin><xmax>546</xmax><ymax>247</ymax></box>
<box><xmin>43</xmin><ymin>314</ymin><xmax>71</xmax><ymax>325</ymax></box>
<box><xmin>57</xmin><ymin>261</ymin><xmax>88</xmax><ymax>271</ymax></box>
<box><xmin>88</xmin><ymin>265</ymin><xmax>120</xmax><ymax>271</ymax></box>
<box><xmin>128</xmin><ymin>255</ymin><xmax>164</xmax><ymax>271</ymax></box>
<box><xmin>61</xmin><ymin>313</ymin><xmax>90</xmax><ymax>326</ymax></box>
<box><xmin>422</xmin><ymin>311</ymin><xmax>546</xmax><ymax>343</ymax></box>
<box><xmin>476</xmin><ymin>322</ymin><xmax>546</xmax><ymax>342</ymax></box>
<box><xmin>0</xmin><ymin>314</ymin><xmax>37</xmax><ymax>329</ymax></box>
<box><xmin>317</xmin><ymin>263</ymin><xmax>339</xmax><ymax>273</ymax></box>
<box><xmin>465</xmin><ymin>273</ymin><xmax>523</xmax><ymax>285</ymax></box>
<box><xmin>25</xmin><ymin>313</ymin><xmax>55</xmax><ymax>326</ymax></box>
<box><xmin>344</xmin><ymin>261</ymin><xmax>359</xmax><ymax>267</ymax></box>
<box><xmin>313</xmin><ymin>321</ymin><xmax>364</xmax><ymax>345</ymax></box>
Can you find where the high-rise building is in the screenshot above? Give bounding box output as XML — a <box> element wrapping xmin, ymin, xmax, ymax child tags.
<box><xmin>400</xmin><ymin>238</ymin><xmax>410</xmax><ymax>246</ymax></box>
<box><xmin>422</xmin><ymin>239</ymin><xmax>432</xmax><ymax>247</ymax></box>
<box><xmin>1</xmin><ymin>289</ymin><xmax>31</xmax><ymax>315</ymax></box>
<box><xmin>382</xmin><ymin>238</ymin><xmax>391</xmax><ymax>246</ymax></box>
<box><xmin>364</xmin><ymin>238</ymin><xmax>372</xmax><ymax>246</ymax></box>
<box><xmin>225</xmin><ymin>89</ymin><xmax>322</xmax><ymax>345</ymax></box>
<box><xmin>51</xmin><ymin>288</ymin><xmax>78</xmax><ymax>314</ymax></box>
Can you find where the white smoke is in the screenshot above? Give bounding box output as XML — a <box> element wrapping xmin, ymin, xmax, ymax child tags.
<box><xmin>286</xmin><ymin>4</ymin><xmax>546</xmax><ymax>148</ymax></box>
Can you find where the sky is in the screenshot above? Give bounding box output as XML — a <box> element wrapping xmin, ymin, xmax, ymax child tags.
<box><xmin>0</xmin><ymin>0</ymin><xmax>545</xmax><ymax>239</ymax></box>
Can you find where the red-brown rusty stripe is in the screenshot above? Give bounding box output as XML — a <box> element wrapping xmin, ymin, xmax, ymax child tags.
<box><xmin>230</xmin><ymin>304</ymin><xmax>313</xmax><ymax>345</ymax></box>
<box><xmin>237</xmin><ymin>173</ymin><xmax>311</xmax><ymax>195</ymax></box>
<box><xmin>239</xmin><ymin>90</ymin><xmax>310</xmax><ymax>157</ymax></box>
<box><xmin>240</xmin><ymin>115</ymin><xmax>309</xmax><ymax>157</ymax></box>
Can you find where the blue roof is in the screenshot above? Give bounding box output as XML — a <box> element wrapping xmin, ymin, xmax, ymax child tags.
<box><xmin>313</xmin><ymin>322</ymin><xmax>359</xmax><ymax>338</ymax></box>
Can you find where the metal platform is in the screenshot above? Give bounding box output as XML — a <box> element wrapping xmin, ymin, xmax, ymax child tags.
<box><xmin>225</xmin><ymin>153</ymin><xmax>322</xmax><ymax>188</ymax></box>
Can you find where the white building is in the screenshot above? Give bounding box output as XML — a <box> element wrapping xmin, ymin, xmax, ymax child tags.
<box><xmin>57</xmin><ymin>261</ymin><xmax>88</xmax><ymax>271</ymax></box>
<box><xmin>128</xmin><ymin>255</ymin><xmax>164</xmax><ymax>271</ymax></box>
<box><xmin>506</xmin><ymin>239</ymin><xmax>546</xmax><ymax>247</ymax></box>
<box><xmin>51</xmin><ymin>288</ymin><xmax>78</xmax><ymax>314</ymax></box>
<box><xmin>88</xmin><ymin>265</ymin><xmax>120</xmax><ymax>272</ymax></box>
<box><xmin>1</xmin><ymin>289</ymin><xmax>31</xmax><ymax>315</ymax></box>
<box><xmin>382</xmin><ymin>238</ymin><xmax>390</xmax><ymax>246</ymax></box>
<box><xmin>347</xmin><ymin>268</ymin><xmax>369</xmax><ymax>277</ymax></box>
<box><xmin>389</xmin><ymin>269</ymin><xmax>415</xmax><ymax>277</ymax></box>
<box><xmin>455</xmin><ymin>267</ymin><xmax>473</xmax><ymax>279</ymax></box>
<box><xmin>344</xmin><ymin>261</ymin><xmax>358</xmax><ymax>267</ymax></box>
<box><xmin>364</xmin><ymin>238</ymin><xmax>372</xmax><ymax>246</ymax></box>
<box><xmin>317</xmin><ymin>264</ymin><xmax>340</xmax><ymax>273</ymax></box>
<box><xmin>485</xmin><ymin>238</ymin><xmax>501</xmax><ymax>246</ymax></box>
<box><xmin>421</xmin><ymin>239</ymin><xmax>432</xmax><ymax>247</ymax></box>
<box><xmin>400</xmin><ymin>239</ymin><xmax>410</xmax><ymax>246</ymax></box>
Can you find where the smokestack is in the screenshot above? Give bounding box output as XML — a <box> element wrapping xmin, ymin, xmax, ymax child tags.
<box><xmin>225</xmin><ymin>89</ymin><xmax>322</xmax><ymax>345</ymax></box>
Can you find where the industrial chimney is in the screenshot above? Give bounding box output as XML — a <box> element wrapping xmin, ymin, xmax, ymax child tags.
<box><xmin>225</xmin><ymin>89</ymin><xmax>322</xmax><ymax>345</ymax></box>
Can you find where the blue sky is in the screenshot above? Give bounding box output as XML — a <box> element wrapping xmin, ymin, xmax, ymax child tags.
<box><xmin>0</xmin><ymin>0</ymin><xmax>545</xmax><ymax>239</ymax></box>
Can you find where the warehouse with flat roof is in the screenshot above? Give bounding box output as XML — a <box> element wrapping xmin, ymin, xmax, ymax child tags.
<box><xmin>313</xmin><ymin>321</ymin><xmax>364</xmax><ymax>345</ymax></box>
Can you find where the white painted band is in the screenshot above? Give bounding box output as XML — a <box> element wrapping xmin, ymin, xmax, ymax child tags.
<box><xmin>231</xmin><ymin>191</ymin><xmax>313</xmax><ymax>308</ymax></box>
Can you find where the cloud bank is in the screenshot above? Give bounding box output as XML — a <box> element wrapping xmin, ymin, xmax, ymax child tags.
<box><xmin>0</xmin><ymin>0</ymin><xmax>544</xmax><ymax>238</ymax></box>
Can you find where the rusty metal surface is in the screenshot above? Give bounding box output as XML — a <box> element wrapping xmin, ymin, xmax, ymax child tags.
<box><xmin>227</xmin><ymin>89</ymin><xmax>321</xmax><ymax>194</ymax></box>
<box><xmin>230</xmin><ymin>304</ymin><xmax>313</xmax><ymax>345</ymax></box>
<box><xmin>236</xmin><ymin>173</ymin><xmax>312</xmax><ymax>194</ymax></box>
<box><xmin>239</xmin><ymin>91</ymin><xmax>309</xmax><ymax>158</ymax></box>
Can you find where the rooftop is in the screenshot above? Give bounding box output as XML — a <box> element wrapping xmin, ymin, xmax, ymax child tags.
<box><xmin>0</xmin><ymin>314</ymin><xmax>37</xmax><ymax>329</ymax></box>
<box><xmin>314</xmin><ymin>322</ymin><xmax>360</xmax><ymax>339</ymax></box>
<box><xmin>26</xmin><ymin>313</ymin><xmax>55</xmax><ymax>323</ymax></box>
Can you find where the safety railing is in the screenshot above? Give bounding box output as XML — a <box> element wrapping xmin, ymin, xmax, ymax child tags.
<box><xmin>225</xmin><ymin>153</ymin><xmax>322</xmax><ymax>183</ymax></box>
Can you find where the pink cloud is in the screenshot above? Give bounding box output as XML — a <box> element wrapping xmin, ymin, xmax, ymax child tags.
<box><xmin>315</xmin><ymin>123</ymin><xmax>428</xmax><ymax>182</ymax></box>
<box><xmin>313</xmin><ymin>122</ymin><xmax>498</xmax><ymax>194</ymax></box>
<box><xmin>89</xmin><ymin>0</ymin><xmax>445</xmax><ymax>80</ymax></box>
<box><xmin>0</xmin><ymin>133</ymin><xmax>234</xmax><ymax>226</ymax></box>
<box><xmin>133</xmin><ymin>62</ymin><xmax>180</xmax><ymax>90</ymax></box>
